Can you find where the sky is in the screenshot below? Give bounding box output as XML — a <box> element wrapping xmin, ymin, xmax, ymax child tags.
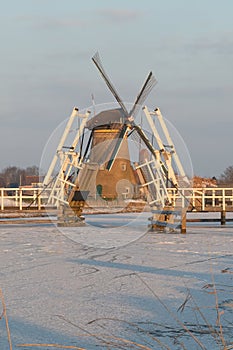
<box><xmin>0</xmin><ymin>0</ymin><xmax>233</xmax><ymax>177</ymax></box>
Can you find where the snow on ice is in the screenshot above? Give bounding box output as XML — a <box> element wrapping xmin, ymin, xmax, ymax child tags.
<box><xmin>0</xmin><ymin>214</ymin><xmax>233</xmax><ymax>349</ymax></box>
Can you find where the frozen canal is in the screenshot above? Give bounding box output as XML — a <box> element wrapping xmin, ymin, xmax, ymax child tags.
<box><xmin>0</xmin><ymin>213</ymin><xmax>233</xmax><ymax>349</ymax></box>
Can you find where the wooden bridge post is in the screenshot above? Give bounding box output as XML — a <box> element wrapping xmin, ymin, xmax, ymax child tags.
<box><xmin>222</xmin><ymin>189</ymin><xmax>226</xmax><ymax>211</ymax></box>
<box><xmin>221</xmin><ymin>210</ymin><xmax>226</xmax><ymax>225</ymax></box>
<box><xmin>19</xmin><ymin>189</ymin><xmax>23</xmax><ymax>210</ymax></box>
<box><xmin>181</xmin><ymin>209</ymin><xmax>186</xmax><ymax>233</ymax></box>
<box><xmin>1</xmin><ymin>189</ymin><xmax>4</xmax><ymax>210</ymax></box>
<box><xmin>37</xmin><ymin>190</ymin><xmax>41</xmax><ymax>210</ymax></box>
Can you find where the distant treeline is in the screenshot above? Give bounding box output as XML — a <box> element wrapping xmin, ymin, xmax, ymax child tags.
<box><xmin>0</xmin><ymin>164</ymin><xmax>233</xmax><ymax>188</ymax></box>
<box><xmin>0</xmin><ymin>166</ymin><xmax>39</xmax><ymax>187</ymax></box>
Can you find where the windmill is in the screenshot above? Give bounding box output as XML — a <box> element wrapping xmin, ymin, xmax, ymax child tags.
<box><xmin>42</xmin><ymin>52</ymin><xmax>190</xmax><ymax>229</ymax></box>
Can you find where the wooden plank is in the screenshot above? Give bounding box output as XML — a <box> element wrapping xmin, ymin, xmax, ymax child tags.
<box><xmin>187</xmin><ymin>218</ymin><xmax>233</xmax><ymax>223</ymax></box>
<box><xmin>150</xmin><ymin>220</ymin><xmax>181</xmax><ymax>229</ymax></box>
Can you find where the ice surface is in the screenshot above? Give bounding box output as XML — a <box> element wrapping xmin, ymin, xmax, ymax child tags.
<box><xmin>0</xmin><ymin>215</ymin><xmax>233</xmax><ymax>349</ymax></box>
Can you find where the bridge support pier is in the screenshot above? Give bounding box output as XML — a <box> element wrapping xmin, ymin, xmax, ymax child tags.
<box><xmin>149</xmin><ymin>207</ymin><xmax>187</xmax><ymax>234</ymax></box>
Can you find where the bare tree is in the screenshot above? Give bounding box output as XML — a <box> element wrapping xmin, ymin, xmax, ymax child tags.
<box><xmin>25</xmin><ymin>166</ymin><xmax>39</xmax><ymax>176</ymax></box>
<box><xmin>218</xmin><ymin>165</ymin><xmax>233</xmax><ymax>185</ymax></box>
<box><xmin>0</xmin><ymin>166</ymin><xmax>39</xmax><ymax>187</ymax></box>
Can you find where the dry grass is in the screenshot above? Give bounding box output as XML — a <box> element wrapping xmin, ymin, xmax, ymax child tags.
<box><xmin>0</xmin><ymin>288</ymin><xmax>13</xmax><ymax>350</ymax></box>
<box><xmin>1</xmin><ymin>273</ymin><xmax>233</xmax><ymax>350</ymax></box>
<box><xmin>17</xmin><ymin>345</ymin><xmax>85</xmax><ymax>349</ymax></box>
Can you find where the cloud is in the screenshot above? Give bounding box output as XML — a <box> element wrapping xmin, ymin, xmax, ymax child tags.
<box><xmin>14</xmin><ymin>8</ymin><xmax>141</xmax><ymax>30</ymax></box>
<box><xmin>14</xmin><ymin>15</ymin><xmax>86</xmax><ymax>30</ymax></box>
<box><xmin>98</xmin><ymin>8</ymin><xmax>141</xmax><ymax>23</ymax></box>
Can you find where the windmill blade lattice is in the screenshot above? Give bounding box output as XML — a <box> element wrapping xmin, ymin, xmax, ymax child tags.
<box><xmin>92</xmin><ymin>52</ymin><xmax>129</xmax><ymax>117</ymax></box>
<box><xmin>129</xmin><ymin>71</ymin><xmax>157</xmax><ymax>119</ymax></box>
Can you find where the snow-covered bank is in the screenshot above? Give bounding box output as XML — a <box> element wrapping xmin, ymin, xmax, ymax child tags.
<box><xmin>0</xmin><ymin>218</ymin><xmax>233</xmax><ymax>349</ymax></box>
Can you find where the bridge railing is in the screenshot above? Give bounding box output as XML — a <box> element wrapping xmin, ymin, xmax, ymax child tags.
<box><xmin>0</xmin><ymin>187</ymin><xmax>233</xmax><ymax>211</ymax></box>
<box><xmin>0</xmin><ymin>187</ymin><xmax>53</xmax><ymax>211</ymax></box>
<box><xmin>168</xmin><ymin>187</ymin><xmax>233</xmax><ymax>211</ymax></box>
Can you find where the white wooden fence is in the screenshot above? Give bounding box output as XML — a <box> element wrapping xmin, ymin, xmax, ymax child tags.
<box><xmin>0</xmin><ymin>187</ymin><xmax>233</xmax><ymax>211</ymax></box>
<box><xmin>168</xmin><ymin>187</ymin><xmax>233</xmax><ymax>211</ymax></box>
<box><xmin>0</xmin><ymin>187</ymin><xmax>45</xmax><ymax>211</ymax></box>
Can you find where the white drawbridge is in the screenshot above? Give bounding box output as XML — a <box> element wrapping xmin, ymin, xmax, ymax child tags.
<box><xmin>42</xmin><ymin>52</ymin><xmax>190</xmax><ymax>230</ymax></box>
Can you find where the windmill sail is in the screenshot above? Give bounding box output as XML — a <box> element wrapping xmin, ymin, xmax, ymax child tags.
<box><xmin>129</xmin><ymin>71</ymin><xmax>157</xmax><ymax>119</ymax></box>
<box><xmin>92</xmin><ymin>52</ymin><xmax>129</xmax><ymax>117</ymax></box>
<box><xmin>92</xmin><ymin>52</ymin><xmax>157</xmax><ymax>171</ymax></box>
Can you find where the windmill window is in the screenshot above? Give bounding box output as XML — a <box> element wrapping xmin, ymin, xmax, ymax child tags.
<box><xmin>121</xmin><ymin>163</ymin><xmax>127</xmax><ymax>171</ymax></box>
<box><xmin>96</xmin><ymin>184</ymin><xmax>103</xmax><ymax>196</ymax></box>
<box><xmin>125</xmin><ymin>187</ymin><xmax>130</xmax><ymax>194</ymax></box>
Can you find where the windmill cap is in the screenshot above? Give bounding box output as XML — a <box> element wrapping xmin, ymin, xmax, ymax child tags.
<box><xmin>86</xmin><ymin>108</ymin><xmax>125</xmax><ymax>130</ymax></box>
